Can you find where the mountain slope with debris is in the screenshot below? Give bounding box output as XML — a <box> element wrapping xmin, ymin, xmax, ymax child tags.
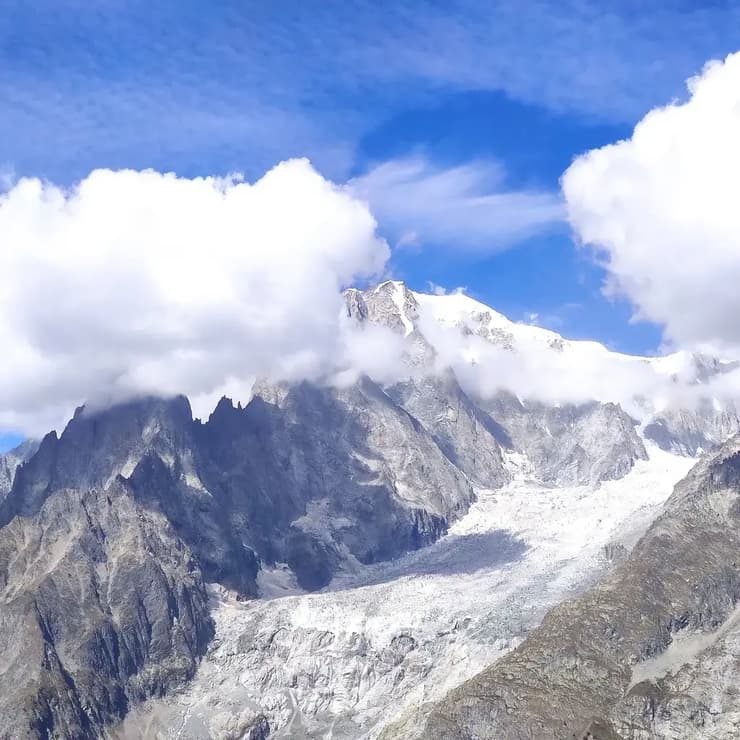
<box><xmin>384</xmin><ymin>435</ymin><xmax>740</xmax><ymax>740</ymax></box>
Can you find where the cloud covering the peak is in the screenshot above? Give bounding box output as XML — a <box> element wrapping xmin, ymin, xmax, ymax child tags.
<box><xmin>563</xmin><ymin>52</ymin><xmax>740</xmax><ymax>353</ymax></box>
<box><xmin>0</xmin><ymin>159</ymin><xmax>393</xmax><ymax>434</ymax></box>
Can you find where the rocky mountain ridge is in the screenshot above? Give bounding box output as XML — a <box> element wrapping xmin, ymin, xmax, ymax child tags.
<box><xmin>0</xmin><ymin>372</ymin><xmax>482</xmax><ymax>736</ymax></box>
<box><xmin>2</xmin><ymin>281</ymin><xmax>740</xmax><ymax>737</ymax></box>
<box><xmin>345</xmin><ymin>281</ymin><xmax>658</xmax><ymax>487</ymax></box>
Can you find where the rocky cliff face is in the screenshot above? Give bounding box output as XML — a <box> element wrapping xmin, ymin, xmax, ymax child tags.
<box><xmin>200</xmin><ymin>376</ymin><xmax>475</xmax><ymax>590</ymax></box>
<box><xmin>0</xmin><ymin>479</ymin><xmax>212</xmax><ymax>739</ymax></box>
<box><xmin>345</xmin><ymin>284</ymin><xmax>510</xmax><ymax>489</ymax></box>
<box><xmin>385</xmin><ymin>372</ymin><xmax>510</xmax><ymax>489</ymax></box>
<box><xmin>385</xmin><ymin>434</ymin><xmax>740</xmax><ymax>739</ymax></box>
<box><xmin>345</xmin><ymin>283</ymin><xmax>511</xmax><ymax>488</ymax></box>
<box><xmin>480</xmin><ymin>392</ymin><xmax>649</xmax><ymax>486</ymax></box>
<box><xmin>642</xmin><ymin>354</ymin><xmax>740</xmax><ymax>456</ymax></box>
<box><xmin>0</xmin><ymin>438</ymin><xmax>38</xmax><ymax>500</ymax></box>
<box><xmin>0</xmin><ymin>376</ymin><xmax>477</xmax><ymax>736</ymax></box>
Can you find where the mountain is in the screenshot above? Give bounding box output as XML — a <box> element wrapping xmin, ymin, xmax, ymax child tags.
<box><xmin>345</xmin><ymin>283</ymin><xmax>511</xmax><ymax>489</ymax></box>
<box><xmin>0</xmin><ymin>477</ymin><xmax>213</xmax><ymax>739</ymax></box>
<box><xmin>2</xmin><ymin>280</ymin><xmax>740</xmax><ymax>738</ymax></box>
<box><xmin>478</xmin><ymin>393</ymin><xmax>648</xmax><ymax>486</ymax></box>
<box><xmin>383</xmin><ymin>433</ymin><xmax>740</xmax><ymax>739</ymax></box>
<box><xmin>346</xmin><ymin>281</ymin><xmax>677</xmax><ymax>486</ymax></box>
<box><xmin>645</xmin><ymin>399</ymin><xmax>740</xmax><ymax>456</ymax></box>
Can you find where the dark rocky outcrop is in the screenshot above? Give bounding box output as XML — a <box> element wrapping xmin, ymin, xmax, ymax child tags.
<box><xmin>228</xmin><ymin>377</ymin><xmax>474</xmax><ymax>589</ymax></box>
<box><xmin>0</xmin><ymin>438</ymin><xmax>39</xmax><ymax>501</ymax></box>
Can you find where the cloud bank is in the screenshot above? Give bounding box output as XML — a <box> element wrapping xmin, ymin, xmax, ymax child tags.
<box><xmin>563</xmin><ymin>52</ymin><xmax>740</xmax><ymax>354</ymax></box>
<box><xmin>0</xmin><ymin>160</ymin><xmax>392</xmax><ymax>435</ymax></box>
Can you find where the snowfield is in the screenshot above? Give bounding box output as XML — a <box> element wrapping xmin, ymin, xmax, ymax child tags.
<box><xmin>114</xmin><ymin>446</ymin><xmax>694</xmax><ymax>739</ymax></box>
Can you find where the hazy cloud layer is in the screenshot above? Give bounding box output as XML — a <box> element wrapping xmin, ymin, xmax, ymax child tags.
<box><xmin>563</xmin><ymin>52</ymin><xmax>740</xmax><ymax>354</ymax></box>
<box><xmin>0</xmin><ymin>160</ymin><xmax>393</xmax><ymax>435</ymax></box>
<box><xmin>4</xmin><ymin>2</ymin><xmax>740</xmax><ymax>181</ymax></box>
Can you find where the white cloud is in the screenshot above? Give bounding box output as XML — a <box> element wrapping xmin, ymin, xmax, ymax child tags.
<box><xmin>348</xmin><ymin>156</ymin><xmax>564</xmax><ymax>252</ymax></box>
<box><xmin>0</xmin><ymin>159</ymin><xmax>393</xmax><ymax>435</ymax></box>
<box><xmin>412</xmin><ymin>297</ymin><xmax>740</xmax><ymax>421</ymax></box>
<box><xmin>426</xmin><ymin>282</ymin><xmax>469</xmax><ymax>297</ymax></box>
<box><xmin>563</xmin><ymin>52</ymin><xmax>740</xmax><ymax>354</ymax></box>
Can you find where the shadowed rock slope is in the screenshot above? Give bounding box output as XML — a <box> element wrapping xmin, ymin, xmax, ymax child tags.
<box><xmin>0</xmin><ymin>376</ymin><xmax>479</xmax><ymax>737</ymax></box>
<box><xmin>383</xmin><ymin>434</ymin><xmax>740</xmax><ymax>739</ymax></box>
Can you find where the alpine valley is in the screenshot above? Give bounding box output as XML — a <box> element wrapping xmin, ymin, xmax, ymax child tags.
<box><xmin>4</xmin><ymin>281</ymin><xmax>740</xmax><ymax>740</ymax></box>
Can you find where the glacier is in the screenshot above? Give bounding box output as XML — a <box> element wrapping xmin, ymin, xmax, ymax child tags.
<box><xmin>115</xmin><ymin>447</ymin><xmax>694</xmax><ymax>738</ymax></box>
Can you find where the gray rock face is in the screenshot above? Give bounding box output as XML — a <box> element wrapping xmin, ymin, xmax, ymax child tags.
<box><xmin>0</xmin><ymin>396</ymin><xmax>261</xmax><ymax>597</ymax></box>
<box><xmin>385</xmin><ymin>434</ymin><xmax>740</xmax><ymax>739</ymax></box>
<box><xmin>240</xmin><ymin>377</ymin><xmax>475</xmax><ymax>589</ymax></box>
<box><xmin>480</xmin><ymin>392</ymin><xmax>648</xmax><ymax>486</ymax></box>
<box><xmin>346</xmin><ymin>283</ymin><xmax>510</xmax><ymax>488</ymax></box>
<box><xmin>0</xmin><ymin>479</ymin><xmax>212</xmax><ymax>740</ymax></box>
<box><xmin>644</xmin><ymin>400</ymin><xmax>740</xmax><ymax>456</ymax></box>
<box><xmin>0</xmin><ymin>377</ymin><xmax>477</xmax><ymax>736</ymax></box>
<box><xmin>643</xmin><ymin>354</ymin><xmax>740</xmax><ymax>456</ymax></box>
<box><xmin>345</xmin><ymin>281</ymin><xmax>419</xmax><ymax>337</ymax></box>
<box><xmin>0</xmin><ymin>396</ymin><xmax>195</xmax><ymax>523</ymax></box>
<box><xmin>0</xmin><ymin>438</ymin><xmax>38</xmax><ymax>500</ymax></box>
<box><xmin>345</xmin><ymin>282</ymin><xmax>435</xmax><ymax>370</ymax></box>
<box><xmin>386</xmin><ymin>373</ymin><xmax>509</xmax><ymax>489</ymax></box>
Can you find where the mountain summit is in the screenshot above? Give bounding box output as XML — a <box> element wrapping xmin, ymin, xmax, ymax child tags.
<box><xmin>1</xmin><ymin>282</ymin><xmax>740</xmax><ymax>737</ymax></box>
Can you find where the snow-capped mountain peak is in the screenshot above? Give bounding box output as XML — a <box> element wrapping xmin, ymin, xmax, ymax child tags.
<box><xmin>345</xmin><ymin>281</ymin><xmax>740</xmax><ymax>458</ymax></box>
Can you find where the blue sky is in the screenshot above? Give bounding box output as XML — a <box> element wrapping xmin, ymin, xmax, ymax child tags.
<box><xmin>2</xmin><ymin>0</ymin><xmax>740</xmax><ymax>450</ymax></box>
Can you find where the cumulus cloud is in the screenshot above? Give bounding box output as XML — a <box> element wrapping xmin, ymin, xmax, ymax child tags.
<box><xmin>348</xmin><ymin>156</ymin><xmax>564</xmax><ymax>252</ymax></box>
<box><xmin>563</xmin><ymin>52</ymin><xmax>740</xmax><ymax>354</ymax></box>
<box><xmin>0</xmin><ymin>159</ymin><xmax>393</xmax><ymax>435</ymax></box>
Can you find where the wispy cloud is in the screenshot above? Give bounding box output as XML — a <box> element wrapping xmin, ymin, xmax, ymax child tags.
<box><xmin>360</xmin><ymin>0</ymin><xmax>740</xmax><ymax>122</ymax></box>
<box><xmin>2</xmin><ymin>1</ymin><xmax>740</xmax><ymax>183</ymax></box>
<box><xmin>349</xmin><ymin>156</ymin><xmax>564</xmax><ymax>252</ymax></box>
